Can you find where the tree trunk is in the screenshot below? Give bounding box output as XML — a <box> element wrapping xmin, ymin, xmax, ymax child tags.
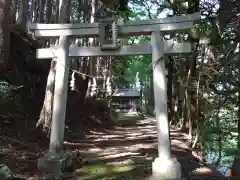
<box><xmin>16</xmin><ymin>0</ymin><xmax>28</xmax><ymax>27</ymax></box>
<box><xmin>232</xmin><ymin>88</ymin><xmax>240</xmax><ymax>179</ymax></box>
<box><xmin>231</xmin><ymin>155</ymin><xmax>240</xmax><ymax>179</ymax></box>
<box><xmin>88</xmin><ymin>0</ymin><xmax>97</xmax><ymax>98</ymax></box>
<box><xmin>215</xmin><ymin>107</ymin><xmax>222</xmax><ymax>166</ymax></box>
<box><xmin>46</xmin><ymin>0</ymin><xmax>53</xmax><ymax>23</ymax></box>
<box><xmin>192</xmin><ymin>45</ymin><xmax>205</xmax><ymax>149</ymax></box>
<box><xmin>0</xmin><ymin>0</ymin><xmax>10</xmax><ymax>76</ymax></box>
<box><xmin>167</xmin><ymin>57</ymin><xmax>173</xmax><ymax>124</ymax></box>
<box><xmin>187</xmin><ymin>0</ymin><xmax>200</xmax><ymax>143</ymax></box>
<box><xmin>237</xmin><ymin>88</ymin><xmax>240</xmax><ymax>149</ymax></box>
<box><xmin>39</xmin><ymin>0</ymin><xmax>46</xmax><ymax>23</ymax></box>
<box><xmin>10</xmin><ymin>0</ymin><xmax>17</xmax><ymax>24</ymax></box>
<box><xmin>176</xmin><ymin>62</ymin><xmax>185</xmax><ymax>129</ymax></box>
<box><xmin>147</xmin><ymin>75</ymin><xmax>155</xmax><ymax>115</ymax></box>
<box><xmin>30</xmin><ymin>0</ymin><xmax>38</xmax><ymax>23</ymax></box>
<box><xmin>36</xmin><ymin>60</ymin><xmax>56</xmax><ymax>135</ymax></box>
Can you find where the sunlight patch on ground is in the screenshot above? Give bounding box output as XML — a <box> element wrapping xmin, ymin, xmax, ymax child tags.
<box><xmin>73</xmin><ymin>116</ymin><xmax>154</xmax><ymax>179</ymax></box>
<box><xmin>190</xmin><ymin>167</ymin><xmax>214</xmax><ymax>176</ymax></box>
<box><xmin>111</xmin><ymin>165</ymin><xmax>135</xmax><ymax>173</ymax></box>
<box><xmin>106</xmin><ymin>159</ymin><xmax>135</xmax><ymax>166</ymax></box>
<box><xmin>74</xmin><ymin>160</ymin><xmax>141</xmax><ymax>180</ymax></box>
<box><xmin>117</xmin><ymin>113</ymin><xmax>145</xmax><ymax>121</ymax></box>
<box><xmin>79</xmin><ymin>164</ymin><xmax>108</xmax><ymax>175</ymax></box>
<box><xmin>97</xmin><ymin>152</ymin><xmax>141</xmax><ymax>159</ymax></box>
<box><xmin>75</xmin><ymin>164</ymin><xmax>108</xmax><ymax>179</ymax></box>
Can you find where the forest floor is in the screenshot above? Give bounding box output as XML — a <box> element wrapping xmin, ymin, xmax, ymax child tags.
<box><xmin>0</xmin><ymin>113</ymin><xmax>228</xmax><ymax>180</ymax></box>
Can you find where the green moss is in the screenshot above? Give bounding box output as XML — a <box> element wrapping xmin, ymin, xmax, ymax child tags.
<box><xmin>74</xmin><ymin>158</ymin><xmax>150</xmax><ymax>180</ymax></box>
<box><xmin>111</xmin><ymin>164</ymin><xmax>135</xmax><ymax>173</ymax></box>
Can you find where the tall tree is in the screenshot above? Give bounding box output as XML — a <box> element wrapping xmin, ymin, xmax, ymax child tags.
<box><xmin>0</xmin><ymin>0</ymin><xmax>11</xmax><ymax>76</ymax></box>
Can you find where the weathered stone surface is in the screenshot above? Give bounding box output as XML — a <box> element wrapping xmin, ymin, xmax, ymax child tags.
<box><xmin>0</xmin><ymin>164</ymin><xmax>12</xmax><ymax>180</ymax></box>
<box><xmin>151</xmin><ymin>157</ymin><xmax>182</xmax><ymax>180</ymax></box>
<box><xmin>37</xmin><ymin>151</ymin><xmax>82</xmax><ymax>179</ymax></box>
<box><xmin>37</xmin><ymin>153</ymin><xmax>65</xmax><ymax>179</ymax></box>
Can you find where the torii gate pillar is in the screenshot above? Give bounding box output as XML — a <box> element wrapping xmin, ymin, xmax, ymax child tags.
<box><xmin>29</xmin><ymin>11</ymin><xmax>200</xmax><ymax>179</ymax></box>
<box><xmin>151</xmin><ymin>32</ymin><xmax>181</xmax><ymax>179</ymax></box>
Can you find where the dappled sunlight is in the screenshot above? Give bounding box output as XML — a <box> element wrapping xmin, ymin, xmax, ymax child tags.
<box><xmin>171</xmin><ymin>145</ymin><xmax>189</xmax><ymax>154</ymax></box>
<box><xmin>96</xmin><ymin>152</ymin><xmax>141</xmax><ymax>160</ymax></box>
<box><xmin>2</xmin><ymin>2</ymin><xmax>232</xmax><ymax>179</ymax></box>
<box><xmin>170</xmin><ymin>131</ymin><xmax>190</xmax><ymax>140</ymax></box>
<box><xmin>136</xmin><ymin>118</ymin><xmax>156</xmax><ymax>124</ymax></box>
<box><xmin>111</xmin><ymin>164</ymin><xmax>135</xmax><ymax>173</ymax></box>
<box><xmin>62</xmin><ymin>115</ymin><xmax>228</xmax><ymax>179</ymax></box>
<box><xmin>0</xmin><ymin>109</ymin><xmax>228</xmax><ymax>179</ymax></box>
<box><xmin>187</xmin><ymin>166</ymin><xmax>228</xmax><ymax>179</ymax></box>
<box><xmin>171</xmin><ymin>139</ymin><xmax>190</xmax><ymax>150</ymax></box>
<box><xmin>74</xmin><ymin>161</ymin><xmax>149</xmax><ymax>180</ymax></box>
<box><xmin>191</xmin><ymin>167</ymin><xmax>213</xmax><ymax>174</ymax></box>
<box><xmin>88</xmin><ymin>131</ymin><xmax>106</xmax><ymax>135</ymax></box>
<box><xmin>75</xmin><ymin>163</ymin><xmax>109</xmax><ymax>178</ymax></box>
<box><xmin>73</xmin><ymin>145</ymin><xmax>153</xmax><ymax>180</ymax></box>
<box><xmin>62</xmin><ymin>116</ymin><xmax>158</xmax><ymax>179</ymax></box>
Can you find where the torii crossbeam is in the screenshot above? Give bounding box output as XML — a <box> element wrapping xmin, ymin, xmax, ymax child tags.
<box><xmin>37</xmin><ymin>40</ymin><xmax>191</xmax><ymax>58</ymax></box>
<box><xmin>28</xmin><ymin>12</ymin><xmax>199</xmax><ymax>37</ymax></box>
<box><xmin>29</xmin><ymin>12</ymin><xmax>200</xmax><ymax>179</ymax></box>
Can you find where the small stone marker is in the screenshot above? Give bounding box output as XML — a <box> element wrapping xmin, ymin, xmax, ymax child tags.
<box><xmin>0</xmin><ymin>164</ymin><xmax>12</xmax><ymax>180</ymax></box>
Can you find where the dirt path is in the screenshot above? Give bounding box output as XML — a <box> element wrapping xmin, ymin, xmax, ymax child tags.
<box><xmin>64</xmin><ymin>114</ymin><xmax>228</xmax><ymax>180</ymax></box>
<box><xmin>0</xmin><ymin>114</ymin><xmax>229</xmax><ymax>179</ymax></box>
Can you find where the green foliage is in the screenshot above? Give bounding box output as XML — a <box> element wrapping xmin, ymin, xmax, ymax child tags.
<box><xmin>0</xmin><ymin>81</ymin><xmax>15</xmax><ymax>103</ymax></box>
<box><xmin>0</xmin><ymin>81</ymin><xmax>22</xmax><ymax>120</ymax></box>
<box><xmin>224</xmin><ymin>148</ymin><xmax>239</xmax><ymax>157</ymax></box>
<box><xmin>112</xmin><ymin>9</ymin><xmax>153</xmax><ymax>87</ymax></box>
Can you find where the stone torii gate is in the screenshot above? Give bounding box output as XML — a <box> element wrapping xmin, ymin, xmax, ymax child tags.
<box><xmin>29</xmin><ymin>12</ymin><xmax>200</xmax><ymax>179</ymax></box>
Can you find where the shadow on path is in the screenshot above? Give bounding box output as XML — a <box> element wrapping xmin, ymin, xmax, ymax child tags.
<box><xmin>64</xmin><ymin>115</ymin><xmax>228</xmax><ymax>180</ymax></box>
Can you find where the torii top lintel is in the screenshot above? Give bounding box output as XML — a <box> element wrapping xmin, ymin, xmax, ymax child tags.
<box><xmin>28</xmin><ymin>12</ymin><xmax>200</xmax><ymax>37</ymax></box>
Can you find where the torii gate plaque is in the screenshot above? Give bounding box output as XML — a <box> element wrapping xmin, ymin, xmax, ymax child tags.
<box><xmin>29</xmin><ymin>12</ymin><xmax>200</xmax><ymax>179</ymax></box>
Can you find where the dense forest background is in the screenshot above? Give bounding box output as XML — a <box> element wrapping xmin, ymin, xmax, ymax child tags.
<box><xmin>0</xmin><ymin>0</ymin><xmax>239</xmax><ymax>178</ymax></box>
